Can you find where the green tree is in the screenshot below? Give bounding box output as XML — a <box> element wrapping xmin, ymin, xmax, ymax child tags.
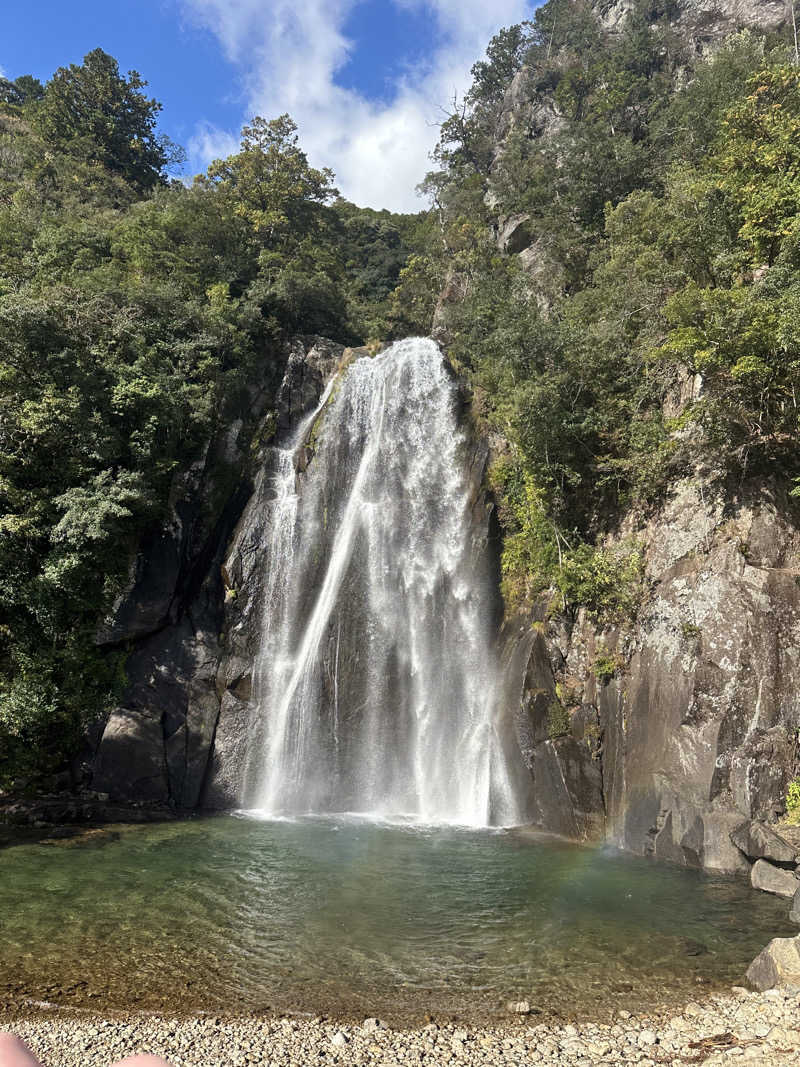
<box><xmin>711</xmin><ymin>64</ymin><xmax>800</xmax><ymax>264</ymax></box>
<box><xmin>200</xmin><ymin>115</ymin><xmax>337</xmax><ymax>245</ymax></box>
<box><xmin>0</xmin><ymin>74</ymin><xmax>44</xmax><ymax>109</ymax></box>
<box><xmin>33</xmin><ymin>48</ymin><xmax>179</xmax><ymax>190</ymax></box>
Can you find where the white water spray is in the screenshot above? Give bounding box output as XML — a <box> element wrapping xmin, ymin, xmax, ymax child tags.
<box><xmin>243</xmin><ymin>338</ymin><xmax>528</xmax><ymax>826</ymax></box>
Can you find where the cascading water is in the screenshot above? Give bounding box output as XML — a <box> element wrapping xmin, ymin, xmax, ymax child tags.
<box><xmin>242</xmin><ymin>337</ymin><xmax>529</xmax><ymax>826</ymax></box>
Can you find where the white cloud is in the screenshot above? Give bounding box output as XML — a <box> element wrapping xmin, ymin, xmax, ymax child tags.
<box><xmin>181</xmin><ymin>0</ymin><xmax>536</xmax><ymax>211</ymax></box>
<box><xmin>187</xmin><ymin>121</ymin><xmax>239</xmax><ymax>169</ymax></box>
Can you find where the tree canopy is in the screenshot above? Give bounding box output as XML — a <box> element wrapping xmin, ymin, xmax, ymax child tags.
<box><xmin>0</xmin><ymin>57</ymin><xmax>422</xmax><ymax>785</ymax></box>
<box><xmin>32</xmin><ymin>48</ymin><xmax>180</xmax><ymax>191</ymax></box>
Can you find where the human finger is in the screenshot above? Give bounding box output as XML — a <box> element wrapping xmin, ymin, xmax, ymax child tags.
<box><xmin>0</xmin><ymin>1033</ymin><xmax>41</xmax><ymax>1067</ymax></box>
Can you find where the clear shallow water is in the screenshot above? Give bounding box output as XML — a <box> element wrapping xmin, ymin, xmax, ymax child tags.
<box><xmin>0</xmin><ymin>816</ymin><xmax>792</xmax><ymax>1022</ymax></box>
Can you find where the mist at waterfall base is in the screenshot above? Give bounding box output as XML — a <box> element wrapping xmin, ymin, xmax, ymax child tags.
<box><xmin>0</xmin><ymin>818</ymin><xmax>793</xmax><ymax>1022</ymax></box>
<box><xmin>239</xmin><ymin>337</ymin><xmax>529</xmax><ymax>826</ymax></box>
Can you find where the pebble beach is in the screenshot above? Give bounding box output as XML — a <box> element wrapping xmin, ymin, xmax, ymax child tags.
<box><xmin>3</xmin><ymin>985</ymin><xmax>800</xmax><ymax>1067</ymax></box>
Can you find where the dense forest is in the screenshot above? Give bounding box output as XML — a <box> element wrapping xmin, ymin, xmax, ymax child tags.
<box><xmin>400</xmin><ymin>0</ymin><xmax>800</xmax><ymax>617</ymax></box>
<box><xmin>3</xmin><ymin>0</ymin><xmax>800</xmax><ymax>784</ymax></box>
<box><xmin>0</xmin><ymin>51</ymin><xmax>425</xmax><ymax>782</ymax></box>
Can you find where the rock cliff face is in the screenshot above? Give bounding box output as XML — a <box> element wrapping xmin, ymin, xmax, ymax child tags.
<box><xmin>504</xmin><ymin>474</ymin><xmax>800</xmax><ymax>874</ymax></box>
<box><xmin>453</xmin><ymin>0</ymin><xmax>800</xmax><ymax>875</ymax></box>
<box><xmin>593</xmin><ymin>0</ymin><xmax>787</xmax><ymax>42</ymax></box>
<box><xmin>89</xmin><ymin>336</ymin><xmax>345</xmax><ymax>810</ymax></box>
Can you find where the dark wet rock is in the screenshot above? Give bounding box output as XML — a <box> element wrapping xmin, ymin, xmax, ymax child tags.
<box><xmin>751</xmin><ymin>859</ymin><xmax>799</xmax><ymax>898</ymax></box>
<box><xmin>570</xmin><ymin>704</ymin><xmax>600</xmax><ymax>744</ymax></box>
<box><xmin>683</xmin><ymin>939</ymin><xmax>708</xmax><ymax>956</ymax></box>
<box><xmin>201</xmin><ymin>691</ymin><xmax>255</xmax><ymax>809</ymax></box>
<box><xmin>528</xmin><ymin>737</ymin><xmax>605</xmax><ymax>840</ymax></box>
<box><xmin>731</xmin><ymin>820</ymin><xmax>798</xmax><ymax>865</ymax></box>
<box><xmin>0</xmin><ymin>794</ymin><xmax>176</xmax><ymax>828</ymax></box>
<box><xmin>87</xmin><ymin>336</ymin><xmax>341</xmax><ymax>811</ymax></box>
<box><xmin>274</xmin><ymin>336</ymin><xmax>342</xmax><ymax>439</ymax></box>
<box><xmin>92</xmin><ymin>708</ymin><xmax>169</xmax><ymax>802</ymax></box>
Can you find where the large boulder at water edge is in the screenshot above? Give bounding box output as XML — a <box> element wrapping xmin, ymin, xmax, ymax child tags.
<box><xmin>731</xmin><ymin>821</ymin><xmax>798</xmax><ymax>865</ymax></box>
<box><xmin>751</xmin><ymin>859</ymin><xmax>799</xmax><ymax>898</ymax></box>
<box><xmin>747</xmin><ymin>935</ymin><xmax>800</xmax><ymax>991</ymax></box>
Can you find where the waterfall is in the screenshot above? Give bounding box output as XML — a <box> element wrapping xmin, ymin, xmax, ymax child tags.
<box><xmin>242</xmin><ymin>338</ymin><xmax>528</xmax><ymax>826</ymax></box>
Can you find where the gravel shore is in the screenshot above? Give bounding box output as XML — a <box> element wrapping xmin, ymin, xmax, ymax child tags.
<box><xmin>3</xmin><ymin>986</ymin><xmax>800</xmax><ymax>1066</ymax></box>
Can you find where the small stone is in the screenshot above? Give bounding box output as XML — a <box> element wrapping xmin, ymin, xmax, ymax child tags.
<box><xmin>330</xmin><ymin>1031</ymin><xmax>348</xmax><ymax>1048</ymax></box>
<box><xmin>361</xmin><ymin>1018</ymin><xmax>386</xmax><ymax>1033</ymax></box>
<box><xmin>585</xmin><ymin>1041</ymin><xmax>612</xmax><ymax>1056</ymax></box>
<box><xmin>507</xmin><ymin>1000</ymin><xmax>530</xmax><ymax>1014</ymax></box>
<box><xmin>638</xmin><ymin>1030</ymin><xmax>657</xmax><ymax>1047</ymax></box>
<box><xmin>765</xmin><ymin>1025</ymin><xmax>800</xmax><ymax>1045</ymax></box>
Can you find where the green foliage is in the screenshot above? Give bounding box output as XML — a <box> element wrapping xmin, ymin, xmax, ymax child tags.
<box><xmin>546</xmin><ymin>700</ymin><xmax>571</xmax><ymax>740</ymax></box>
<box><xmin>555</xmin><ymin>543</ymin><xmax>645</xmax><ymax>623</ymax></box>
<box><xmin>593</xmin><ymin>650</ymin><xmax>625</xmax><ymax>685</ymax></box>
<box><xmin>200</xmin><ymin>115</ymin><xmax>336</xmax><ymax>243</ymax></box>
<box><xmin>712</xmin><ymin>65</ymin><xmax>800</xmax><ymax>264</ymax></box>
<box><xmin>490</xmin><ymin>456</ymin><xmax>645</xmax><ymax>621</ymax></box>
<box><xmin>784</xmin><ymin>777</ymin><xmax>800</xmax><ymax>824</ymax></box>
<box><xmin>32</xmin><ymin>49</ymin><xmax>180</xmax><ymax>191</ymax></box>
<box><xmin>0</xmin><ymin>52</ymin><xmax>428</xmax><ymax>785</ymax></box>
<box><xmin>419</xmin><ymin>2</ymin><xmax>800</xmax><ymax>619</ymax></box>
<box><xmin>0</xmin><ymin>74</ymin><xmax>44</xmax><ymax>109</ymax></box>
<box><xmin>331</xmin><ymin>201</ymin><xmax>428</xmax><ymax>340</ymax></box>
<box><xmin>389</xmin><ymin>254</ymin><xmax>446</xmax><ymax>339</ymax></box>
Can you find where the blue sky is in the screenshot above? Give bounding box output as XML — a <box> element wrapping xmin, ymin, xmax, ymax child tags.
<box><xmin>2</xmin><ymin>0</ymin><xmax>541</xmax><ymax>211</ymax></box>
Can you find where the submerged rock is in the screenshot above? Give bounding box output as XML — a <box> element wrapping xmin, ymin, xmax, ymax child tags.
<box><xmin>507</xmin><ymin>1000</ymin><xmax>531</xmax><ymax>1015</ymax></box>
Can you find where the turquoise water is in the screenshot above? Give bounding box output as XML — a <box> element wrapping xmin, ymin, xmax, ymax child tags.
<box><xmin>0</xmin><ymin>816</ymin><xmax>791</xmax><ymax>1022</ymax></box>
